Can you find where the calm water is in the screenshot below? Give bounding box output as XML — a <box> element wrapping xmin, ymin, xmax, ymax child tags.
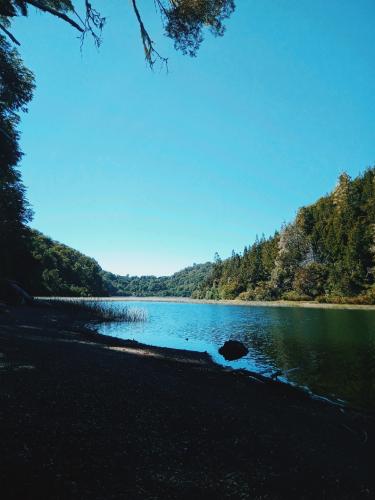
<box><xmin>96</xmin><ymin>301</ymin><xmax>375</xmax><ymax>411</ymax></box>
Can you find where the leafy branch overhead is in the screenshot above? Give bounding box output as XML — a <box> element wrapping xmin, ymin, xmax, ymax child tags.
<box><xmin>0</xmin><ymin>0</ymin><xmax>235</xmax><ymax>67</ymax></box>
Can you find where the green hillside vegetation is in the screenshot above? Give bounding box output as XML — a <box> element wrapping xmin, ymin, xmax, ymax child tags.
<box><xmin>193</xmin><ymin>168</ymin><xmax>375</xmax><ymax>305</ymax></box>
<box><xmin>23</xmin><ymin>230</ymin><xmax>107</xmax><ymax>297</ymax></box>
<box><xmin>102</xmin><ymin>262</ymin><xmax>213</xmax><ymax>297</ymax></box>
<box><xmin>2</xmin><ymin>225</ymin><xmax>213</xmax><ymax>298</ymax></box>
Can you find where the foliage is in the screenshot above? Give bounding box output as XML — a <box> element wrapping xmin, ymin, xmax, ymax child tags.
<box><xmin>1</xmin><ymin>0</ymin><xmax>235</xmax><ymax>68</ymax></box>
<box><xmin>24</xmin><ymin>230</ymin><xmax>108</xmax><ymax>297</ymax></box>
<box><xmin>102</xmin><ymin>262</ymin><xmax>214</xmax><ymax>297</ymax></box>
<box><xmin>44</xmin><ymin>298</ymin><xmax>147</xmax><ymax>322</ymax></box>
<box><xmin>281</xmin><ymin>291</ymin><xmax>312</xmax><ymax>302</ymax></box>
<box><xmin>198</xmin><ymin>169</ymin><xmax>375</xmax><ymax>305</ymax></box>
<box><xmin>237</xmin><ymin>291</ymin><xmax>253</xmax><ymax>301</ymax></box>
<box><xmin>0</xmin><ymin>34</ymin><xmax>34</xmax><ymax>282</ymax></box>
<box><xmin>292</xmin><ymin>262</ymin><xmax>328</xmax><ymax>298</ymax></box>
<box><xmin>161</xmin><ymin>0</ymin><xmax>235</xmax><ymax>57</ymax></box>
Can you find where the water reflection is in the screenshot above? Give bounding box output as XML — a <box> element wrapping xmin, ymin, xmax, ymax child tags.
<box><xmin>97</xmin><ymin>301</ymin><xmax>375</xmax><ymax>410</ymax></box>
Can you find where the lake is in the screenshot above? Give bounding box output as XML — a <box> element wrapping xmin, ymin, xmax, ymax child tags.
<box><xmin>96</xmin><ymin>300</ymin><xmax>375</xmax><ymax>411</ymax></box>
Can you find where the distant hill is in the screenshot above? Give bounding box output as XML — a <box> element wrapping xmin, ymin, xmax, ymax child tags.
<box><xmin>101</xmin><ymin>262</ymin><xmax>214</xmax><ymax>297</ymax></box>
<box><xmin>21</xmin><ymin>230</ymin><xmax>213</xmax><ymax>298</ymax></box>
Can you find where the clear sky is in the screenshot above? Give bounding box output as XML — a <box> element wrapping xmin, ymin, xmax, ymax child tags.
<box><xmin>12</xmin><ymin>0</ymin><xmax>375</xmax><ymax>276</ymax></box>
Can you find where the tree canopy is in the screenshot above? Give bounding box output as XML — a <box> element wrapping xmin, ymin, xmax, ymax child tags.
<box><xmin>102</xmin><ymin>262</ymin><xmax>214</xmax><ymax>297</ymax></box>
<box><xmin>0</xmin><ymin>34</ymin><xmax>34</xmax><ymax>281</ymax></box>
<box><xmin>0</xmin><ymin>0</ymin><xmax>236</xmax><ymax>67</ymax></box>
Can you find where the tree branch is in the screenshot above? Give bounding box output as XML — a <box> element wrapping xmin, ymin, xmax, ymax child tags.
<box><xmin>25</xmin><ymin>0</ymin><xmax>84</xmax><ymax>33</ymax></box>
<box><xmin>131</xmin><ymin>0</ymin><xmax>168</xmax><ymax>69</ymax></box>
<box><xmin>0</xmin><ymin>23</ymin><xmax>21</xmax><ymax>45</ymax></box>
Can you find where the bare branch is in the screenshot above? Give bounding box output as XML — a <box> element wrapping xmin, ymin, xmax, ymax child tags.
<box><xmin>81</xmin><ymin>0</ymin><xmax>105</xmax><ymax>47</ymax></box>
<box><xmin>131</xmin><ymin>0</ymin><xmax>168</xmax><ymax>69</ymax></box>
<box><xmin>0</xmin><ymin>22</ymin><xmax>21</xmax><ymax>45</ymax></box>
<box><xmin>25</xmin><ymin>0</ymin><xmax>84</xmax><ymax>33</ymax></box>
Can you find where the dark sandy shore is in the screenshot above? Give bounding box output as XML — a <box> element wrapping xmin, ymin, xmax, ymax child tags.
<box><xmin>0</xmin><ymin>304</ymin><xmax>374</xmax><ymax>499</ymax></box>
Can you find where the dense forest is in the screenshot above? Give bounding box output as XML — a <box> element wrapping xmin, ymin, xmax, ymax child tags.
<box><xmin>0</xmin><ymin>228</ymin><xmax>107</xmax><ymax>297</ymax></box>
<box><xmin>25</xmin><ymin>230</ymin><xmax>107</xmax><ymax>296</ymax></box>
<box><xmin>193</xmin><ymin>169</ymin><xmax>375</xmax><ymax>305</ymax></box>
<box><xmin>102</xmin><ymin>262</ymin><xmax>213</xmax><ymax>297</ymax></box>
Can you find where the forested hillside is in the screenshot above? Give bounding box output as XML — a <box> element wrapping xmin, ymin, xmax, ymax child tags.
<box><xmin>102</xmin><ymin>262</ymin><xmax>213</xmax><ymax>297</ymax></box>
<box><xmin>1</xmin><ymin>224</ymin><xmax>212</xmax><ymax>298</ymax></box>
<box><xmin>1</xmin><ymin>215</ymin><xmax>212</xmax><ymax>297</ymax></box>
<box><xmin>193</xmin><ymin>169</ymin><xmax>375</xmax><ymax>304</ymax></box>
<box><xmin>24</xmin><ymin>231</ymin><xmax>107</xmax><ymax>296</ymax></box>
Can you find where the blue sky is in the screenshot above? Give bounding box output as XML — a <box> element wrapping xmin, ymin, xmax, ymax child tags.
<box><xmin>12</xmin><ymin>0</ymin><xmax>375</xmax><ymax>276</ymax></box>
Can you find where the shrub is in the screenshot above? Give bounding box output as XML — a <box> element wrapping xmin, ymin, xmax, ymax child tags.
<box><xmin>252</xmin><ymin>282</ymin><xmax>278</xmax><ymax>301</ymax></box>
<box><xmin>205</xmin><ymin>287</ymin><xmax>220</xmax><ymax>300</ymax></box>
<box><xmin>237</xmin><ymin>291</ymin><xmax>255</xmax><ymax>301</ymax></box>
<box><xmin>362</xmin><ymin>289</ymin><xmax>375</xmax><ymax>305</ymax></box>
<box><xmin>293</xmin><ymin>263</ymin><xmax>328</xmax><ymax>298</ymax></box>
<box><xmin>315</xmin><ymin>291</ymin><xmax>375</xmax><ymax>305</ymax></box>
<box><xmin>315</xmin><ymin>295</ymin><xmax>328</xmax><ymax>303</ymax></box>
<box><xmin>281</xmin><ymin>291</ymin><xmax>311</xmax><ymax>302</ymax></box>
<box><xmin>220</xmin><ymin>282</ymin><xmax>241</xmax><ymax>300</ymax></box>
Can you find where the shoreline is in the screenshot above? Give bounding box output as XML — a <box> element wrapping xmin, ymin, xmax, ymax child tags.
<box><xmin>35</xmin><ymin>297</ymin><xmax>373</xmax><ymax>411</ymax></box>
<box><xmin>0</xmin><ymin>303</ymin><xmax>374</xmax><ymax>498</ymax></box>
<box><xmin>40</xmin><ymin>295</ymin><xmax>375</xmax><ymax>311</ymax></box>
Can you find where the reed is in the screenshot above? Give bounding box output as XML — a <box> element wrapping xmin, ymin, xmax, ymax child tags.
<box><xmin>43</xmin><ymin>298</ymin><xmax>147</xmax><ymax>323</ymax></box>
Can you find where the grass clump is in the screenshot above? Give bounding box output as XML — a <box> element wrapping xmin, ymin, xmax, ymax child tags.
<box><xmin>44</xmin><ymin>299</ymin><xmax>147</xmax><ymax>323</ymax></box>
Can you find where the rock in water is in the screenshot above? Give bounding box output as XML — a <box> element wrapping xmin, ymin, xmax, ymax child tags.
<box><xmin>218</xmin><ymin>340</ymin><xmax>249</xmax><ymax>361</ymax></box>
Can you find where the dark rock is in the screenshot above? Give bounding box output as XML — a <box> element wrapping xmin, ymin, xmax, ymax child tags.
<box><xmin>0</xmin><ymin>280</ymin><xmax>34</xmax><ymax>306</ymax></box>
<box><xmin>218</xmin><ymin>340</ymin><xmax>249</xmax><ymax>361</ymax></box>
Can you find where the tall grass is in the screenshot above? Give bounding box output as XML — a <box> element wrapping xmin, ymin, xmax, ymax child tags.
<box><xmin>42</xmin><ymin>298</ymin><xmax>147</xmax><ymax>323</ymax></box>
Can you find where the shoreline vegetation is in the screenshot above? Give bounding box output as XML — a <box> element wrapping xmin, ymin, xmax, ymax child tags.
<box><xmin>40</xmin><ymin>295</ymin><xmax>375</xmax><ymax>311</ymax></box>
<box><xmin>42</xmin><ymin>298</ymin><xmax>148</xmax><ymax>322</ymax></box>
<box><xmin>0</xmin><ymin>302</ymin><xmax>374</xmax><ymax>498</ymax></box>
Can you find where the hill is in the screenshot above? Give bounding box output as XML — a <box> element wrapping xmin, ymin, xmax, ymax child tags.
<box><xmin>194</xmin><ymin>168</ymin><xmax>375</xmax><ymax>304</ymax></box>
<box><xmin>23</xmin><ymin>230</ymin><xmax>108</xmax><ymax>297</ymax></box>
<box><xmin>12</xmin><ymin>230</ymin><xmax>213</xmax><ymax>298</ymax></box>
<box><xmin>101</xmin><ymin>262</ymin><xmax>214</xmax><ymax>297</ymax></box>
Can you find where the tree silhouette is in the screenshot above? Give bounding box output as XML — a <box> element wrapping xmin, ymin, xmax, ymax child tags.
<box><xmin>0</xmin><ymin>34</ymin><xmax>34</xmax><ymax>280</ymax></box>
<box><xmin>0</xmin><ymin>0</ymin><xmax>235</xmax><ymax>68</ymax></box>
